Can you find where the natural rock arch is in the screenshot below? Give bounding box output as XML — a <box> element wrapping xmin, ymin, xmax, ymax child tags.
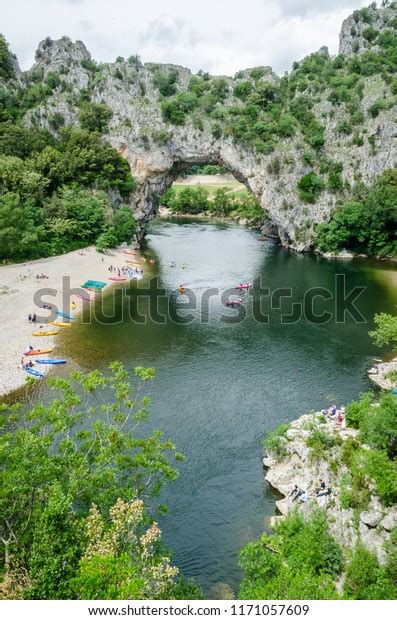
<box><xmin>117</xmin><ymin>140</ymin><xmax>279</xmax><ymax>244</ymax></box>
<box><xmin>22</xmin><ymin>3</ymin><xmax>397</xmax><ymax>251</ymax></box>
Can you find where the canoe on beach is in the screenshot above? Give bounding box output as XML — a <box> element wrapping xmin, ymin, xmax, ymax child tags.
<box><xmin>32</xmin><ymin>331</ymin><xmax>59</xmax><ymax>337</ymax></box>
<box><xmin>81</xmin><ymin>280</ymin><xmax>107</xmax><ymax>290</ymax></box>
<box><xmin>109</xmin><ymin>276</ymin><xmax>128</xmax><ymax>281</ymax></box>
<box><xmin>57</xmin><ymin>311</ymin><xmax>74</xmax><ymax>320</ymax></box>
<box><xmin>235</xmin><ymin>284</ymin><xmax>252</xmax><ymax>290</ymax></box>
<box><xmin>36</xmin><ymin>359</ymin><xmax>67</xmax><ymax>365</ymax></box>
<box><xmin>25</xmin><ymin>349</ymin><xmax>54</xmax><ymax>356</ymax></box>
<box><xmin>76</xmin><ymin>294</ymin><xmax>93</xmax><ymax>302</ymax></box>
<box><xmin>50</xmin><ymin>321</ymin><xmax>72</xmax><ymax>327</ymax></box>
<box><xmin>25</xmin><ymin>367</ymin><xmax>44</xmax><ymax>378</ymax></box>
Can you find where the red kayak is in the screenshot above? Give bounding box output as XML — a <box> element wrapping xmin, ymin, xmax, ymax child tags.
<box><xmin>226</xmin><ymin>300</ymin><xmax>243</xmax><ymax>307</ymax></box>
<box><xmin>76</xmin><ymin>294</ymin><xmax>93</xmax><ymax>302</ymax></box>
<box><xmin>109</xmin><ymin>276</ymin><xmax>127</xmax><ymax>281</ymax></box>
<box><xmin>235</xmin><ymin>284</ymin><xmax>252</xmax><ymax>290</ymax></box>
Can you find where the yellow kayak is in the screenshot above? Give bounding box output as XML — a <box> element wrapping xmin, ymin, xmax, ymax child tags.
<box><xmin>50</xmin><ymin>321</ymin><xmax>72</xmax><ymax>328</ymax></box>
<box><xmin>126</xmin><ymin>261</ymin><xmax>142</xmax><ymax>267</ymax></box>
<box><xmin>32</xmin><ymin>331</ymin><xmax>59</xmax><ymax>337</ymax></box>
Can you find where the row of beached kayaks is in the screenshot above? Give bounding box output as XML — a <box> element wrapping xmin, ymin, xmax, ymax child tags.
<box><xmin>25</xmin><ymin>309</ymin><xmax>74</xmax><ymax>378</ymax></box>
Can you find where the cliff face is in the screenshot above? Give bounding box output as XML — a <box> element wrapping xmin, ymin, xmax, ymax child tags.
<box><xmin>263</xmin><ymin>412</ymin><xmax>397</xmax><ymax>565</ymax></box>
<box><xmin>18</xmin><ymin>6</ymin><xmax>397</xmax><ymax>250</ymax></box>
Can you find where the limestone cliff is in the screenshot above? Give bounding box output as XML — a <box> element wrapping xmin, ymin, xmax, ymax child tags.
<box><xmin>14</xmin><ymin>5</ymin><xmax>397</xmax><ymax>250</ymax></box>
<box><xmin>263</xmin><ymin>412</ymin><xmax>397</xmax><ymax>565</ymax></box>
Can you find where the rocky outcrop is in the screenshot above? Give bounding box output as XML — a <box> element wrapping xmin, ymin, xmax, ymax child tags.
<box><xmin>368</xmin><ymin>357</ymin><xmax>397</xmax><ymax>390</ymax></box>
<box><xmin>263</xmin><ymin>412</ymin><xmax>396</xmax><ymax>564</ymax></box>
<box><xmin>15</xmin><ymin>5</ymin><xmax>397</xmax><ymax>250</ymax></box>
<box><xmin>339</xmin><ymin>5</ymin><xmax>395</xmax><ymax>56</ymax></box>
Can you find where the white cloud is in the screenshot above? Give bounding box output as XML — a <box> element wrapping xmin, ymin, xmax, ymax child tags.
<box><xmin>276</xmin><ymin>0</ymin><xmax>360</xmax><ymax>17</ymax></box>
<box><xmin>2</xmin><ymin>0</ymin><xmax>369</xmax><ymax>75</ymax></box>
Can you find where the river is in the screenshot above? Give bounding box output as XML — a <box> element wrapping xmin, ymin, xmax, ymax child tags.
<box><xmin>23</xmin><ymin>217</ymin><xmax>397</xmax><ymax>597</ymax></box>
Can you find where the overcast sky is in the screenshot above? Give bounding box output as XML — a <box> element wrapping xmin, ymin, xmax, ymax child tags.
<box><xmin>3</xmin><ymin>0</ymin><xmax>369</xmax><ymax>75</ymax></box>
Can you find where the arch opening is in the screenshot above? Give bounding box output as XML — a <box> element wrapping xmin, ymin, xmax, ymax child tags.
<box><xmin>132</xmin><ymin>157</ymin><xmax>280</xmax><ymax>244</ymax></box>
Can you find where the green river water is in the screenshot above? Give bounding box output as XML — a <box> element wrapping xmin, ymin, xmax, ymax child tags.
<box><xmin>20</xmin><ymin>217</ymin><xmax>397</xmax><ymax>597</ymax></box>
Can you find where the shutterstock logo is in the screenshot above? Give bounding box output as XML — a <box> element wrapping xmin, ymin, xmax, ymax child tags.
<box><xmin>32</xmin><ymin>274</ymin><xmax>367</xmax><ymax>326</ymax></box>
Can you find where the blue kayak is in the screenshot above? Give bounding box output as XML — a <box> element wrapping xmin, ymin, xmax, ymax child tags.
<box><xmin>25</xmin><ymin>367</ymin><xmax>44</xmax><ymax>378</ymax></box>
<box><xmin>36</xmin><ymin>359</ymin><xmax>67</xmax><ymax>365</ymax></box>
<box><xmin>57</xmin><ymin>311</ymin><xmax>74</xmax><ymax>320</ymax></box>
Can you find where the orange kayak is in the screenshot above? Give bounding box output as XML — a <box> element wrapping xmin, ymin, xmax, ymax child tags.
<box><xmin>26</xmin><ymin>349</ymin><xmax>54</xmax><ymax>356</ymax></box>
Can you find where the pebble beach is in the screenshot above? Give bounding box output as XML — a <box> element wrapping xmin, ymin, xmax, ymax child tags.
<box><xmin>0</xmin><ymin>246</ymin><xmax>142</xmax><ymax>398</ymax></box>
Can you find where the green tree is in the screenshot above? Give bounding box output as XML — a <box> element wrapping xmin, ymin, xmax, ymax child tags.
<box><xmin>239</xmin><ymin>511</ymin><xmax>341</xmax><ymax>599</ymax></box>
<box><xmin>0</xmin><ymin>192</ymin><xmax>41</xmax><ymax>260</ymax></box>
<box><xmin>78</xmin><ymin>102</ymin><xmax>113</xmax><ymax>133</ymax></box>
<box><xmin>344</xmin><ymin>545</ymin><xmax>397</xmax><ymax>599</ymax></box>
<box><xmin>0</xmin><ymin>363</ymin><xmax>184</xmax><ymax>598</ymax></box>
<box><xmin>370</xmin><ymin>313</ymin><xmax>397</xmax><ymax>350</ymax></box>
<box><xmin>0</xmin><ymin>34</ymin><xmax>15</xmax><ymax>79</ymax></box>
<box><xmin>297</xmin><ymin>172</ymin><xmax>325</xmax><ymax>203</ymax></box>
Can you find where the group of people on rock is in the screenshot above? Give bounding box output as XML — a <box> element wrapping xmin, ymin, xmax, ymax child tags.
<box><xmin>321</xmin><ymin>404</ymin><xmax>345</xmax><ymax>427</ymax></box>
<box><xmin>289</xmin><ymin>478</ymin><xmax>332</xmax><ymax>507</ymax></box>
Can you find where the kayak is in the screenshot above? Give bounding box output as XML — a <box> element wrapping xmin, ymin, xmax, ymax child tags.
<box><xmin>226</xmin><ymin>300</ymin><xmax>243</xmax><ymax>306</ymax></box>
<box><xmin>125</xmin><ymin>260</ymin><xmax>142</xmax><ymax>266</ymax></box>
<box><xmin>50</xmin><ymin>321</ymin><xmax>71</xmax><ymax>327</ymax></box>
<box><xmin>76</xmin><ymin>294</ymin><xmax>93</xmax><ymax>302</ymax></box>
<box><xmin>25</xmin><ymin>367</ymin><xmax>44</xmax><ymax>378</ymax></box>
<box><xmin>32</xmin><ymin>331</ymin><xmax>59</xmax><ymax>336</ymax></box>
<box><xmin>124</xmin><ymin>250</ymin><xmax>136</xmax><ymax>255</ymax></box>
<box><xmin>25</xmin><ymin>348</ymin><xmax>54</xmax><ymax>356</ymax></box>
<box><xmin>109</xmin><ymin>276</ymin><xmax>127</xmax><ymax>281</ymax></box>
<box><xmin>36</xmin><ymin>359</ymin><xmax>67</xmax><ymax>365</ymax></box>
<box><xmin>57</xmin><ymin>311</ymin><xmax>74</xmax><ymax>320</ymax></box>
<box><xmin>235</xmin><ymin>284</ymin><xmax>252</xmax><ymax>290</ymax></box>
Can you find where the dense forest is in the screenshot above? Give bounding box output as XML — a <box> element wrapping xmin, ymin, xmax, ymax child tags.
<box><xmin>0</xmin><ymin>35</ymin><xmax>137</xmax><ymax>260</ymax></box>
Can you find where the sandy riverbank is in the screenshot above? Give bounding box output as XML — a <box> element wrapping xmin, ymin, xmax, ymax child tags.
<box><xmin>0</xmin><ymin>246</ymin><xmax>142</xmax><ymax>399</ymax></box>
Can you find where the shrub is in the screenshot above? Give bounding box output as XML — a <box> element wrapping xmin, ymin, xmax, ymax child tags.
<box><xmin>262</xmin><ymin>423</ymin><xmax>290</xmax><ymax>460</ymax></box>
<box><xmin>154</xmin><ymin>68</ymin><xmax>178</xmax><ymax>97</ymax></box>
<box><xmin>161</xmin><ymin>92</ymin><xmax>198</xmax><ymax>125</ymax></box>
<box><xmin>297</xmin><ymin>172</ymin><xmax>325</xmax><ymax>203</ymax></box>
<box><xmin>328</xmin><ymin>171</ymin><xmax>343</xmax><ymax>193</ymax></box>
<box><xmin>48</xmin><ymin>112</ymin><xmax>65</xmax><ymax>131</ymax></box>
<box><xmin>239</xmin><ymin>511</ymin><xmax>342</xmax><ymax>599</ymax></box>
<box><xmin>344</xmin><ymin>545</ymin><xmax>397</xmax><ymax>599</ymax></box>
<box><xmin>250</xmin><ymin>67</ymin><xmax>266</xmax><ymax>81</ymax></box>
<box><xmin>233</xmin><ymin>81</ymin><xmax>253</xmax><ymax>100</ymax></box>
<box><xmin>363</xmin><ymin>27</ymin><xmax>378</xmax><ymax>42</ymax></box>
<box><xmin>306</xmin><ymin>429</ymin><xmax>338</xmax><ymax>461</ymax></box>
<box><xmin>0</xmin><ymin>34</ymin><xmax>15</xmax><ymax>79</ymax></box>
<box><xmin>78</xmin><ymin>102</ymin><xmax>113</xmax><ymax>132</ymax></box>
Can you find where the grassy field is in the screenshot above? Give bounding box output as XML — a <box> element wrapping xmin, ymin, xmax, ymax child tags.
<box><xmin>172</xmin><ymin>175</ymin><xmax>249</xmax><ymax>199</ymax></box>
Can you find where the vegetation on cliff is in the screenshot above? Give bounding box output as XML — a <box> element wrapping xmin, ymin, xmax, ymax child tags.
<box><xmin>0</xmin><ymin>35</ymin><xmax>136</xmax><ymax>261</ymax></box>
<box><xmin>239</xmin><ymin>315</ymin><xmax>397</xmax><ymax>600</ymax></box>
<box><xmin>314</xmin><ymin>169</ymin><xmax>397</xmax><ymax>257</ymax></box>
